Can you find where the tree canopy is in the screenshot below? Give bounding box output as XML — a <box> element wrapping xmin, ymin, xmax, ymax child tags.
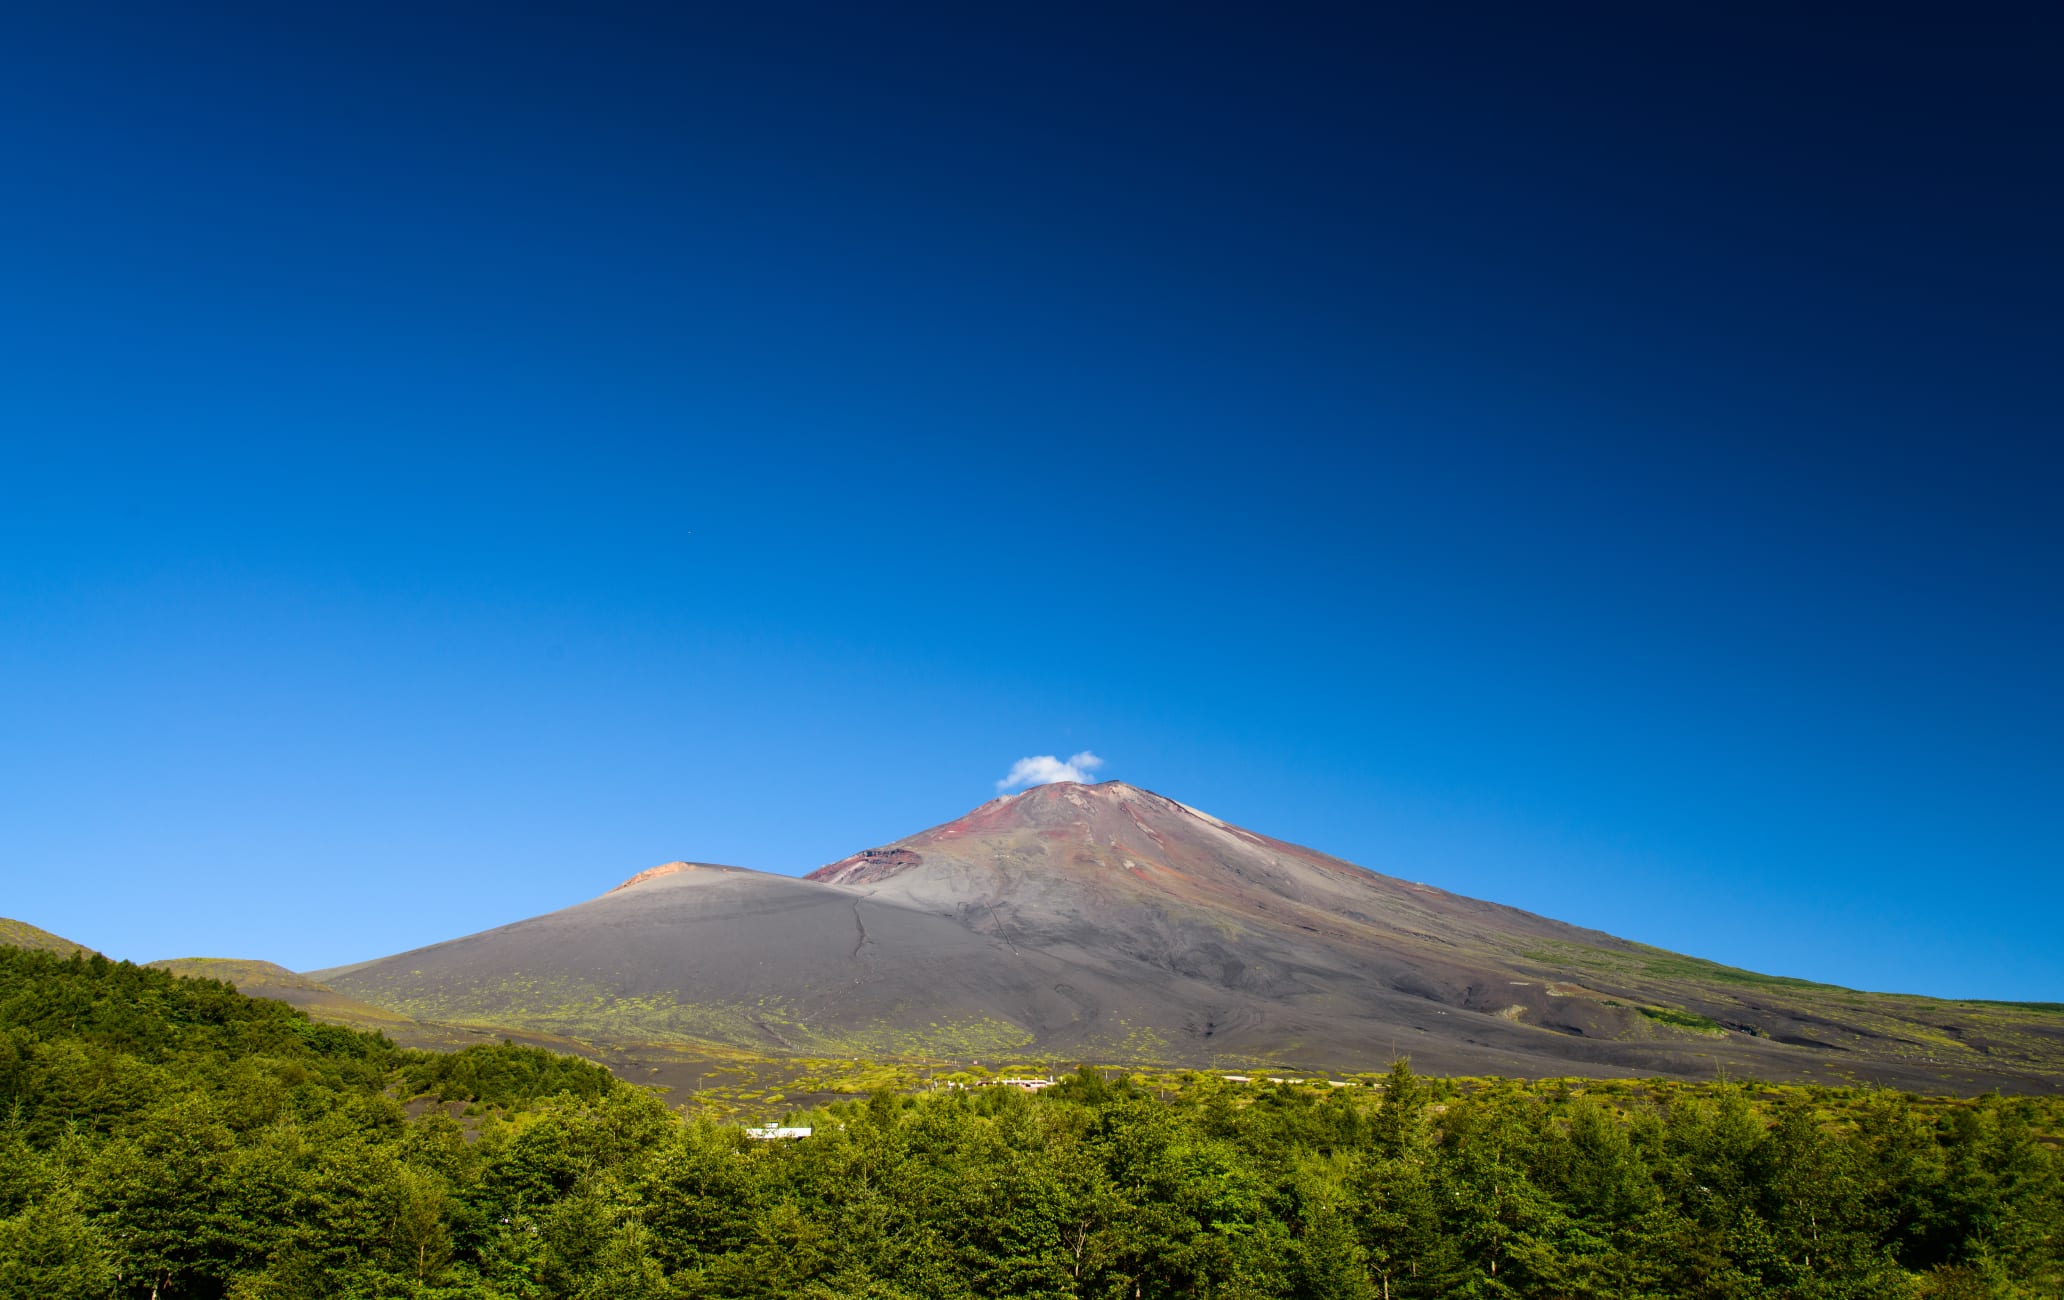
<box><xmin>1</xmin><ymin>945</ymin><xmax>2059</xmax><ymax>1298</ymax></box>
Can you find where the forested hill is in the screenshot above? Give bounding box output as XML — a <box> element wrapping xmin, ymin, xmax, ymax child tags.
<box><xmin>3</xmin><ymin>945</ymin><xmax>2063</xmax><ymax>1298</ymax></box>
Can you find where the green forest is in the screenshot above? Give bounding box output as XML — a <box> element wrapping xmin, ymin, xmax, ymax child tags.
<box><xmin>2</xmin><ymin>946</ymin><xmax>2059</xmax><ymax>1299</ymax></box>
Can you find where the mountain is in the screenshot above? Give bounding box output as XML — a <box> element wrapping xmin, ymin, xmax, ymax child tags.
<box><xmin>320</xmin><ymin>782</ymin><xmax>2064</xmax><ymax>1091</ymax></box>
<box><xmin>0</xmin><ymin>916</ymin><xmax>99</xmax><ymax>958</ymax></box>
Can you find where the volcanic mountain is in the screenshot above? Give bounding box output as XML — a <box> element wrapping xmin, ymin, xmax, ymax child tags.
<box><xmin>318</xmin><ymin>782</ymin><xmax>2064</xmax><ymax>1091</ymax></box>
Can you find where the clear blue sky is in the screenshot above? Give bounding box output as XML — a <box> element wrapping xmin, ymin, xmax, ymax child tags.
<box><xmin>3</xmin><ymin>4</ymin><xmax>2058</xmax><ymax>998</ymax></box>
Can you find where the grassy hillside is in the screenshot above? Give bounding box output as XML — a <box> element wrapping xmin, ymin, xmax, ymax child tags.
<box><xmin>146</xmin><ymin>956</ymin><xmax>419</xmax><ymax>1033</ymax></box>
<box><xmin>0</xmin><ymin>916</ymin><xmax>98</xmax><ymax>957</ymax></box>
<box><xmin>1507</xmin><ymin>937</ymin><xmax>2064</xmax><ymax>1092</ymax></box>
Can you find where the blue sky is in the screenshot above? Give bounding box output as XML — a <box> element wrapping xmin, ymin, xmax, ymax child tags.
<box><xmin>3</xmin><ymin>4</ymin><xmax>2058</xmax><ymax>997</ymax></box>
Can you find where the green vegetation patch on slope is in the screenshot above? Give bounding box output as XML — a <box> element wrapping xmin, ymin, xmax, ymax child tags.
<box><xmin>1628</xmin><ymin>1003</ymin><xmax>1726</xmax><ymax>1033</ymax></box>
<box><xmin>1971</xmin><ymin>1000</ymin><xmax>2064</xmax><ymax>1016</ymax></box>
<box><xmin>1520</xmin><ymin>938</ymin><xmax>1836</xmax><ymax>991</ymax></box>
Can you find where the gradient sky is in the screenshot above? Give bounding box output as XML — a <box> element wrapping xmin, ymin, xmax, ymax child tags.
<box><xmin>3</xmin><ymin>4</ymin><xmax>2058</xmax><ymax>997</ymax></box>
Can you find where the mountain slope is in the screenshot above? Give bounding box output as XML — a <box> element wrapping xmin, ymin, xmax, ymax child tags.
<box><xmin>318</xmin><ymin>862</ymin><xmax>1159</xmax><ymax>1058</ymax></box>
<box><xmin>0</xmin><ymin>916</ymin><xmax>99</xmax><ymax>957</ymax></box>
<box><xmin>806</xmin><ymin>782</ymin><xmax>2064</xmax><ymax>1089</ymax></box>
<box><xmin>812</xmin><ymin>781</ymin><xmax>1640</xmax><ymax>1016</ymax></box>
<box><xmin>321</xmin><ymin>786</ymin><xmax>2064</xmax><ymax>1091</ymax></box>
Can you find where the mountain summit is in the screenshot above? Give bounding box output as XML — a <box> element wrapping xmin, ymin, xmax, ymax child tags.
<box><xmin>317</xmin><ymin>781</ymin><xmax>2064</xmax><ymax>1091</ymax></box>
<box><xmin>811</xmin><ymin>780</ymin><xmax>1622</xmax><ymax>1005</ymax></box>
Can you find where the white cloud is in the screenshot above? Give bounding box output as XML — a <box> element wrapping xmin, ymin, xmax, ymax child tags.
<box><xmin>997</xmin><ymin>751</ymin><xmax>1105</xmax><ymax>792</ymax></box>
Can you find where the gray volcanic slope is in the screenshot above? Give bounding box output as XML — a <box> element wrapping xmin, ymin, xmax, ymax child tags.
<box><xmin>319</xmin><ymin>863</ymin><xmax>1172</xmax><ymax>1057</ymax></box>
<box><xmin>321</xmin><ymin>785</ymin><xmax>2064</xmax><ymax>1091</ymax></box>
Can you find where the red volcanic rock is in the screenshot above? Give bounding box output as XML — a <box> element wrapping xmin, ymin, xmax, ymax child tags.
<box><xmin>811</xmin><ymin>847</ymin><xmax>923</xmax><ymax>887</ymax></box>
<box><xmin>807</xmin><ymin>780</ymin><xmax>1503</xmax><ymax>951</ymax></box>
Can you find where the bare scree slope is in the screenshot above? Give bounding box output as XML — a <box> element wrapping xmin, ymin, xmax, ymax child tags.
<box><xmin>317</xmin><ymin>781</ymin><xmax>2064</xmax><ymax>1091</ymax></box>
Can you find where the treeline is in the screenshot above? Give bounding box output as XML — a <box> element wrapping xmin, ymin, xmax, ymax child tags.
<box><xmin>1</xmin><ymin>946</ymin><xmax>2060</xmax><ymax>1298</ymax></box>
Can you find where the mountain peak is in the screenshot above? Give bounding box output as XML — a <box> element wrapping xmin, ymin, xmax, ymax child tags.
<box><xmin>999</xmin><ymin>777</ymin><xmax>1133</xmax><ymax>801</ymax></box>
<box><xmin>806</xmin><ymin>780</ymin><xmax>1317</xmax><ymax>900</ymax></box>
<box><xmin>997</xmin><ymin>778</ymin><xmax>1209</xmax><ymax>817</ymax></box>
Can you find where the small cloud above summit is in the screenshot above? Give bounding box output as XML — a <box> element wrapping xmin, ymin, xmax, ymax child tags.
<box><xmin>997</xmin><ymin>751</ymin><xmax>1104</xmax><ymax>792</ymax></box>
